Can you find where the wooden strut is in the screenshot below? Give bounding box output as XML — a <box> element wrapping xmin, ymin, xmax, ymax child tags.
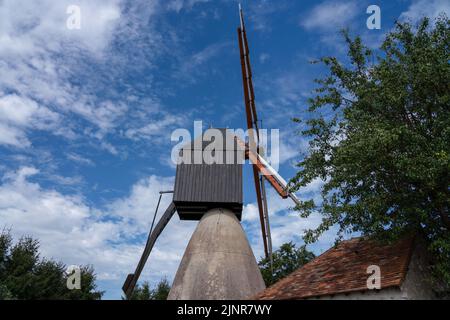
<box><xmin>122</xmin><ymin>202</ymin><xmax>177</xmax><ymax>299</ymax></box>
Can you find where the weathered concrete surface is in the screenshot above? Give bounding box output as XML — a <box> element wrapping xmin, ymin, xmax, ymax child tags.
<box><xmin>399</xmin><ymin>238</ymin><xmax>436</xmax><ymax>299</ymax></box>
<box><xmin>168</xmin><ymin>208</ymin><xmax>265</xmax><ymax>300</ymax></box>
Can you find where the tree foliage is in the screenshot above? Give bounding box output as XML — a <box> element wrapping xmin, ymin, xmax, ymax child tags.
<box><xmin>0</xmin><ymin>229</ymin><xmax>103</xmax><ymax>300</ymax></box>
<box><xmin>128</xmin><ymin>278</ymin><xmax>171</xmax><ymax>300</ymax></box>
<box><xmin>258</xmin><ymin>242</ymin><xmax>315</xmax><ymax>287</ymax></box>
<box><xmin>290</xmin><ymin>16</ymin><xmax>450</xmax><ymax>290</ymax></box>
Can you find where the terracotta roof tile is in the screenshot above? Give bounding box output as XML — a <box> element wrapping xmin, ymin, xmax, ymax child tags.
<box><xmin>253</xmin><ymin>236</ymin><xmax>415</xmax><ymax>300</ymax></box>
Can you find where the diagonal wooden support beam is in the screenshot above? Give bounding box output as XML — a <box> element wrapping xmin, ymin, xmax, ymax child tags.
<box><xmin>122</xmin><ymin>202</ymin><xmax>177</xmax><ymax>299</ymax></box>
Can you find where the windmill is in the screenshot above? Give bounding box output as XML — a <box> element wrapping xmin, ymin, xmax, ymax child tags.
<box><xmin>122</xmin><ymin>5</ymin><xmax>300</xmax><ymax>300</ymax></box>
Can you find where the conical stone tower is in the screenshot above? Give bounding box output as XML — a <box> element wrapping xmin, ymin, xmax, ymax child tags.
<box><xmin>168</xmin><ymin>208</ymin><xmax>265</xmax><ymax>300</ymax></box>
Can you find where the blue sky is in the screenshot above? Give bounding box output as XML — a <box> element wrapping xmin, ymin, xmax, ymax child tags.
<box><xmin>0</xmin><ymin>0</ymin><xmax>448</xmax><ymax>299</ymax></box>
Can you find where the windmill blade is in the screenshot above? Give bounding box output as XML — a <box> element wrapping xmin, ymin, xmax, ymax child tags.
<box><xmin>238</xmin><ymin>10</ymin><xmax>269</xmax><ymax>259</ymax></box>
<box><xmin>260</xmin><ymin>176</ymin><xmax>273</xmax><ymax>264</ymax></box>
<box><xmin>253</xmin><ymin>151</ymin><xmax>302</xmax><ymax>207</ymax></box>
<box><xmin>236</xmin><ymin>135</ymin><xmax>301</xmax><ymax>206</ymax></box>
<box><xmin>237</xmin><ymin>5</ymin><xmax>300</xmax><ymax>264</ymax></box>
<box><xmin>122</xmin><ymin>202</ymin><xmax>177</xmax><ymax>299</ymax></box>
<box><xmin>235</xmin><ymin>136</ymin><xmax>289</xmax><ymax>199</ymax></box>
<box><xmin>239</xmin><ymin>7</ymin><xmax>259</xmax><ymax>133</ymax></box>
<box><xmin>252</xmin><ymin>164</ymin><xmax>269</xmax><ymax>258</ymax></box>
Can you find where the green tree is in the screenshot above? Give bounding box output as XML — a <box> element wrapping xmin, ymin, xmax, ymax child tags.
<box><xmin>152</xmin><ymin>278</ymin><xmax>171</xmax><ymax>300</ymax></box>
<box><xmin>128</xmin><ymin>278</ymin><xmax>171</xmax><ymax>300</ymax></box>
<box><xmin>0</xmin><ymin>230</ymin><xmax>103</xmax><ymax>300</ymax></box>
<box><xmin>258</xmin><ymin>242</ymin><xmax>315</xmax><ymax>286</ymax></box>
<box><xmin>128</xmin><ymin>281</ymin><xmax>153</xmax><ymax>300</ymax></box>
<box><xmin>290</xmin><ymin>16</ymin><xmax>450</xmax><ymax>291</ymax></box>
<box><xmin>63</xmin><ymin>265</ymin><xmax>103</xmax><ymax>300</ymax></box>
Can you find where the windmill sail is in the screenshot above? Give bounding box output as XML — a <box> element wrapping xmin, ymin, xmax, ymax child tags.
<box><xmin>237</xmin><ymin>5</ymin><xmax>302</xmax><ymax>260</ymax></box>
<box><xmin>237</xmin><ymin>5</ymin><xmax>271</xmax><ymax>259</ymax></box>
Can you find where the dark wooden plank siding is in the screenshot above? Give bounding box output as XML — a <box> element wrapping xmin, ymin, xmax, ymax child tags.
<box><xmin>173</xmin><ymin>164</ymin><xmax>243</xmax><ymax>216</ymax></box>
<box><xmin>173</xmin><ymin>129</ymin><xmax>243</xmax><ymax>220</ymax></box>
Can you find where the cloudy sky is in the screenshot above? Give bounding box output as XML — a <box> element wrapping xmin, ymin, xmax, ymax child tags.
<box><xmin>0</xmin><ymin>0</ymin><xmax>448</xmax><ymax>299</ymax></box>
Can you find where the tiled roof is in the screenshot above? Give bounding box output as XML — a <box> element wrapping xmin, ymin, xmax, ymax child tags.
<box><xmin>254</xmin><ymin>236</ymin><xmax>415</xmax><ymax>300</ymax></box>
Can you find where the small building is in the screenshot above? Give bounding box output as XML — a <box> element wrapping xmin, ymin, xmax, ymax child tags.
<box><xmin>253</xmin><ymin>236</ymin><xmax>439</xmax><ymax>300</ymax></box>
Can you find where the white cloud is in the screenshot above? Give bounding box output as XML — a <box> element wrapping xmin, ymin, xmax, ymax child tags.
<box><xmin>268</xmin><ymin>130</ymin><xmax>308</xmax><ymax>166</ymax></box>
<box><xmin>0</xmin><ymin>123</ymin><xmax>30</xmax><ymax>147</ymax></box>
<box><xmin>125</xmin><ymin>113</ymin><xmax>184</xmax><ymax>141</ymax></box>
<box><xmin>66</xmin><ymin>153</ymin><xmax>95</xmax><ymax>166</ymax></box>
<box><xmin>301</xmin><ymin>1</ymin><xmax>358</xmax><ymax>31</ymax></box>
<box><xmin>175</xmin><ymin>41</ymin><xmax>232</xmax><ymax>84</ymax></box>
<box><xmin>400</xmin><ymin>0</ymin><xmax>449</xmax><ymax>23</ymax></box>
<box><xmin>256</xmin><ymin>67</ymin><xmax>314</xmax><ymax>132</ymax></box>
<box><xmin>190</xmin><ymin>42</ymin><xmax>227</xmax><ymax>66</ymax></box>
<box><xmin>0</xmin><ymin>94</ymin><xmax>60</xmax><ymax>147</ymax></box>
<box><xmin>0</xmin><ymin>0</ymin><xmax>122</xmax><ymax>57</ymax></box>
<box><xmin>108</xmin><ymin>175</ymin><xmax>174</xmax><ymax>226</ymax></box>
<box><xmin>242</xmin><ymin>187</ymin><xmax>335</xmax><ymax>259</ymax></box>
<box><xmin>0</xmin><ymin>166</ymin><xmax>196</xmax><ymax>298</ymax></box>
<box><xmin>0</xmin><ymin>0</ymin><xmax>125</xmax><ymax>150</ymax></box>
<box><xmin>167</xmin><ymin>0</ymin><xmax>210</xmax><ymax>13</ymax></box>
<box><xmin>259</xmin><ymin>53</ymin><xmax>270</xmax><ymax>64</ymax></box>
<box><xmin>0</xmin><ymin>0</ymin><xmax>175</xmax><ymax>152</ymax></box>
<box><xmin>248</xmin><ymin>0</ymin><xmax>289</xmax><ymax>32</ymax></box>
